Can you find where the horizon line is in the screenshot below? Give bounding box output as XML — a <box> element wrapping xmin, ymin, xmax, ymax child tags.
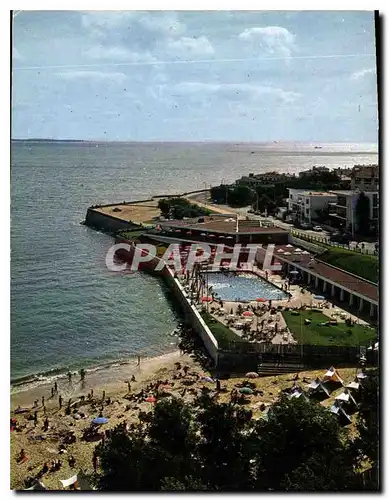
<box><xmin>11</xmin><ymin>138</ymin><xmax>379</xmax><ymax>145</ymax></box>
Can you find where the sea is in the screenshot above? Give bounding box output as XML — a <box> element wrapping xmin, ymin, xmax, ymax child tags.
<box><xmin>11</xmin><ymin>141</ymin><xmax>378</xmax><ymax>391</ymax></box>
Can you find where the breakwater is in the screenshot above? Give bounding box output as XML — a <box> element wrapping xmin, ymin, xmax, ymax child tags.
<box><xmin>85</xmin><ymin>208</ymin><xmax>141</xmax><ymax>233</ymax></box>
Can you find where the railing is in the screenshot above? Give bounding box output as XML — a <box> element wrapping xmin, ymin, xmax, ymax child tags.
<box><xmin>291</xmin><ymin>230</ymin><xmax>378</xmax><ymax>256</ymax></box>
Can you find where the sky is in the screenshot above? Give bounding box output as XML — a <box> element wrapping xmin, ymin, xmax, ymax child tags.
<box><xmin>12</xmin><ymin>10</ymin><xmax>379</xmax><ymax>142</ymax></box>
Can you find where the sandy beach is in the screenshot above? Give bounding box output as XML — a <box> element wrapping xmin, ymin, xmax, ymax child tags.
<box><xmin>10</xmin><ymin>349</ymin><xmax>359</xmax><ymax>491</ymax></box>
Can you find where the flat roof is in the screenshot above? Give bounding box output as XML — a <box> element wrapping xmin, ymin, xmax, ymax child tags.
<box><xmin>160</xmin><ymin>217</ymin><xmax>288</xmax><ymax>235</ymax></box>
<box><xmin>258</xmin><ymin>245</ymin><xmax>378</xmax><ymax>302</ymax></box>
<box><xmin>301</xmin><ymin>191</ymin><xmax>337</xmax><ymax>197</ymax></box>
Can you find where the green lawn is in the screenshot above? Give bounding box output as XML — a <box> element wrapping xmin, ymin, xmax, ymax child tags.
<box><xmin>318</xmin><ymin>248</ymin><xmax>378</xmax><ymax>284</ymax></box>
<box><xmin>282</xmin><ymin>310</ymin><xmax>376</xmax><ymax>347</ymax></box>
<box><xmin>117</xmin><ymin>229</ymin><xmax>146</xmax><ymax>240</ymax></box>
<box><xmin>201</xmin><ymin>312</ymin><xmax>245</xmax><ymax>348</ymax></box>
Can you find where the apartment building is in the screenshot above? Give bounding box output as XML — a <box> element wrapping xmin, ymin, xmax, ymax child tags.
<box><xmin>236</xmin><ymin>171</ymin><xmax>295</xmax><ymax>188</ymax></box>
<box><xmin>287</xmin><ymin>189</ymin><xmax>337</xmax><ymax>224</ymax></box>
<box><xmin>350</xmin><ymin>164</ymin><xmax>379</xmax><ymax>191</ymax></box>
<box><xmin>328</xmin><ymin>190</ymin><xmax>379</xmax><ymax>233</ymax></box>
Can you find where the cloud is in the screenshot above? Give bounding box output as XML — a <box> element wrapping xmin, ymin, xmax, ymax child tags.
<box><xmin>169</xmin><ymin>82</ymin><xmax>300</xmax><ymax>103</ymax></box>
<box><xmin>238</xmin><ymin>26</ymin><xmax>296</xmax><ymax>57</ymax></box>
<box><xmin>166</xmin><ymin>36</ymin><xmax>214</xmax><ymax>56</ymax></box>
<box><xmin>56</xmin><ymin>70</ymin><xmax>127</xmax><ymax>83</ymax></box>
<box><xmin>81</xmin><ymin>11</ymin><xmax>137</xmax><ymax>30</ymax></box>
<box><xmin>351</xmin><ymin>67</ymin><xmax>376</xmax><ymax>80</ymax></box>
<box><xmin>81</xmin><ymin>11</ymin><xmax>185</xmax><ymax>38</ymax></box>
<box><xmin>83</xmin><ymin>45</ymin><xmax>157</xmax><ymax>63</ymax></box>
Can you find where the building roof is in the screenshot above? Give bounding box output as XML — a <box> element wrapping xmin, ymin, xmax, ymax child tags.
<box><xmin>257</xmin><ymin>245</ymin><xmax>378</xmax><ymax>302</ymax></box>
<box><xmin>352</xmin><ymin>165</ymin><xmax>379</xmax><ymax>178</ymax></box>
<box><xmin>160</xmin><ymin>216</ymin><xmax>288</xmax><ymax>235</ymax></box>
<box><xmin>301</xmin><ymin>191</ymin><xmax>337</xmax><ymax>197</ymax></box>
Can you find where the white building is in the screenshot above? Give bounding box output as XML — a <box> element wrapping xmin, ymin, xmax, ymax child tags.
<box><xmin>287</xmin><ymin>189</ymin><xmax>337</xmax><ymax>224</ymax></box>
<box><xmin>329</xmin><ymin>190</ymin><xmax>379</xmax><ymax>233</ymax></box>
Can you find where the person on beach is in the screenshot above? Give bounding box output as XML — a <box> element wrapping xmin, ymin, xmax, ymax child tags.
<box><xmin>131</xmin><ymin>375</ymin><xmax>136</xmax><ymax>383</ymax></box>
<box><xmin>51</xmin><ymin>387</ymin><xmax>54</xmax><ymax>398</ymax></box>
<box><xmin>67</xmin><ymin>371</ymin><xmax>72</xmax><ymax>383</ymax></box>
<box><xmin>33</xmin><ymin>399</ymin><xmax>38</xmax><ymax>408</ymax></box>
<box><xmin>91</xmin><ymin>389</ymin><xmax>94</xmax><ymax>398</ymax></box>
<box><xmin>43</xmin><ymin>417</ymin><xmax>49</xmax><ymax>431</ymax></box>
<box><xmin>58</xmin><ymin>395</ymin><xmax>63</xmax><ymax>409</ymax></box>
<box><xmin>102</xmin><ymin>391</ymin><xmax>106</xmax><ymax>401</ymax></box>
<box><xmin>41</xmin><ymin>396</ymin><xmax>45</xmax><ymax>407</ymax></box>
<box><xmin>137</xmin><ymin>355</ymin><xmax>141</xmax><ymax>367</ymax></box>
<box><xmin>33</xmin><ymin>411</ymin><xmax>38</xmax><ymax>426</ymax></box>
<box><xmin>54</xmin><ymin>382</ymin><xmax>58</xmax><ymax>393</ymax></box>
<box><xmin>92</xmin><ymin>452</ymin><xmax>98</xmax><ymax>473</ymax></box>
<box><xmin>68</xmin><ymin>456</ymin><xmax>76</xmax><ymax>468</ymax></box>
<box><xmin>80</xmin><ymin>368</ymin><xmax>86</xmax><ymax>381</ymax></box>
<box><xmin>127</xmin><ymin>382</ymin><xmax>131</xmax><ymax>393</ymax></box>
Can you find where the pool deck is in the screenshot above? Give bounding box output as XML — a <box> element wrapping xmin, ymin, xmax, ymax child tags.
<box><xmin>178</xmin><ymin>269</ymin><xmax>370</xmax><ymax>345</ymax></box>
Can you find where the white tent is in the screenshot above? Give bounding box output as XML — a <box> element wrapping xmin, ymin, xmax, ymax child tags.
<box><xmin>308</xmin><ymin>378</ymin><xmax>321</xmax><ymax>390</ymax></box>
<box><xmin>335</xmin><ymin>391</ymin><xmax>350</xmax><ymax>402</ymax></box>
<box><xmin>356</xmin><ymin>372</ymin><xmax>368</xmax><ymax>380</ymax></box>
<box><xmin>346</xmin><ymin>380</ymin><xmax>360</xmax><ymax>391</ymax></box>
<box><xmin>329</xmin><ymin>403</ymin><xmax>351</xmax><ymax>424</ymax></box>
<box><xmin>323</xmin><ymin>366</ymin><xmax>344</xmax><ymax>385</ymax></box>
<box><xmin>307</xmin><ymin>378</ymin><xmax>330</xmax><ymax>397</ymax></box>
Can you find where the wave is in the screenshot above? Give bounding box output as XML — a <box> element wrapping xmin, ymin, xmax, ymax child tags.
<box><xmin>10</xmin><ymin>357</ymin><xmax>139</xmax><ymax>393</ymax></box>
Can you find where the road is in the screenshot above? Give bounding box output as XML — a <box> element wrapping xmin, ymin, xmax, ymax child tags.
<box><xmin>188</xmin><ymin>192</ymin><xmax>378</xmax><ymax>254</ymax></box>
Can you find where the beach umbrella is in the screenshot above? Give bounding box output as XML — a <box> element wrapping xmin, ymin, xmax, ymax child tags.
<box><xmin>314</xmin><ymin>295</ymin><xmax>325</xmax><ymax>300</ymax></box>
<box><xmin>256</xmin><ymin>297</ymin><xmax>267</xmax><ymax>302</ymax></box>
<box><xmin>226</xmin><ymin>236</ymin><xmax>233</xmax><ymax>239</ymax></box>
<box><xmin>201</xmin><ymin>296</ymin><xmax>212</xmax><ymax>302</ymax></box>
<box><xmin>277</xmin><ymin>248</ymin><xmax>284</xmax><ymax>253</ymax></box>
<box><xmin>245</xmin><ymin>372</ymin><xmax>259</xmax><ymax>379</ymax></box>
<box><xmin>92</xmin><ymin>417</ymin><xmax>108</xmax><ymax>425</ymax></box>
<box><xmin>201</xmin><ymin>376</ymin><xmax>214</xmax><ymax>383</ymax></box>
<box><xmin>289</xmin><ymin>270</ymin><xmax>299</xmax><ymax>275</ymax></box>
<box><xmin>200</xmin><ymin>233</ymin><xmax>206</xmax><ymax>236</ymax></box>
<box><xmin>145</xmin><ymin>396</ymin><xmax>157</xmax><ymax>403</ymax></box>
<box><xmin>284</xmin><ymin>252</ymin><xmax>292</xmax><ymax>255</ymax></box>
<box><xmin>286</xmin><ymin>244</ymin><xmax>293</xmax><ymax>248</ymax></box>
<box><xmin>294</xmin><ymin>248</ymin><xmax>302</xmax><ymax>253</ymax></box>
<box><xmin>239</xmin><ymin>387</ymin><xmax>254</xmax><ymax>395</ymax></box>
<box><xmin>243</xmin><ymin>311</ymin><xmax>254</xmax><ymax>317</ymax></box>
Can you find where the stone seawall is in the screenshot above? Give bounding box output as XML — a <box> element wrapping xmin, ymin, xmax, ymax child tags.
<box><xmin>114</xmin><ymin>241</ymin><xmax>219</xmax><ymax>367</ymax></box>
<box><xmin>85</xmin><ymin>208</ymin><xmax>140</xmax><ymax>233</ymax></box>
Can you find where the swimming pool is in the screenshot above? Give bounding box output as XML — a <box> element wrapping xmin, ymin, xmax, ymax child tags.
<box><xmin>205</xmin><ymin>272</ymin><xmax>288</xmax><ymax>302</ymax></box>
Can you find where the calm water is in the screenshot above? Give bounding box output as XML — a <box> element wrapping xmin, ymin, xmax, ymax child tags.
<box><xmin>11</xmin><ymin>141</ymin><xmax>378</xmax><ymax>387</ymax></box>
<box><xmin>206</xmin><ymin>272</ymin><xmax>288</xmax><ymax>302</ymax></box>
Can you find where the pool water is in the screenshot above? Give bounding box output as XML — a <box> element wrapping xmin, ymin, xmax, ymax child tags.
<box><xmin>205</xmin><ymin>272</ymin><xmax>288</xmax><ymax>302</ymax></box>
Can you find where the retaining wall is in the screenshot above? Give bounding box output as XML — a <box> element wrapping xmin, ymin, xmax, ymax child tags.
<box><xmin>85</xmin><ymin>208</ymin><xmax>141</xmax><ymax>233</ymax></box>
<box><xmin>160</xmin><ymin>266</ymin><xmax>219</xmax><ymax>366</ymax></box>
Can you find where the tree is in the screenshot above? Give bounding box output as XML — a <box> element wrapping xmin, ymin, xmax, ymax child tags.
<box><xmin>355</xmin><ymin>192</ymin><xmax>371</xmax><ymax>235</ymax></box>
<box><xmin>157</xmin><ymin>198</ymin><xmax>209</xmax><ymax>220</ymax></box>
<box><xmin>352</xmin><ymin>368</ymin><xmax>379</xmax><ymax>490</ymax></box>
<box><xmin>95</xmin><ymin>392</ymin><xmax>367</xmax><ymax>492</ymax></box>
<box><xmin>227</xmin><ymin>185</ymin><xmax>256</xmax><ymax>208</ymax></box>
<box><xmin>250</xmin><ymin>395</ymin><xmax>356</xmax><ymax>491</ymax></box>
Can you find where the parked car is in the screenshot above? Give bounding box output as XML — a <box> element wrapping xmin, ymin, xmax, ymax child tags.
<box><xmin>313</xmin><ymin>226</ymin><xmax>323</xmax><ymax>232</ymax></box>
